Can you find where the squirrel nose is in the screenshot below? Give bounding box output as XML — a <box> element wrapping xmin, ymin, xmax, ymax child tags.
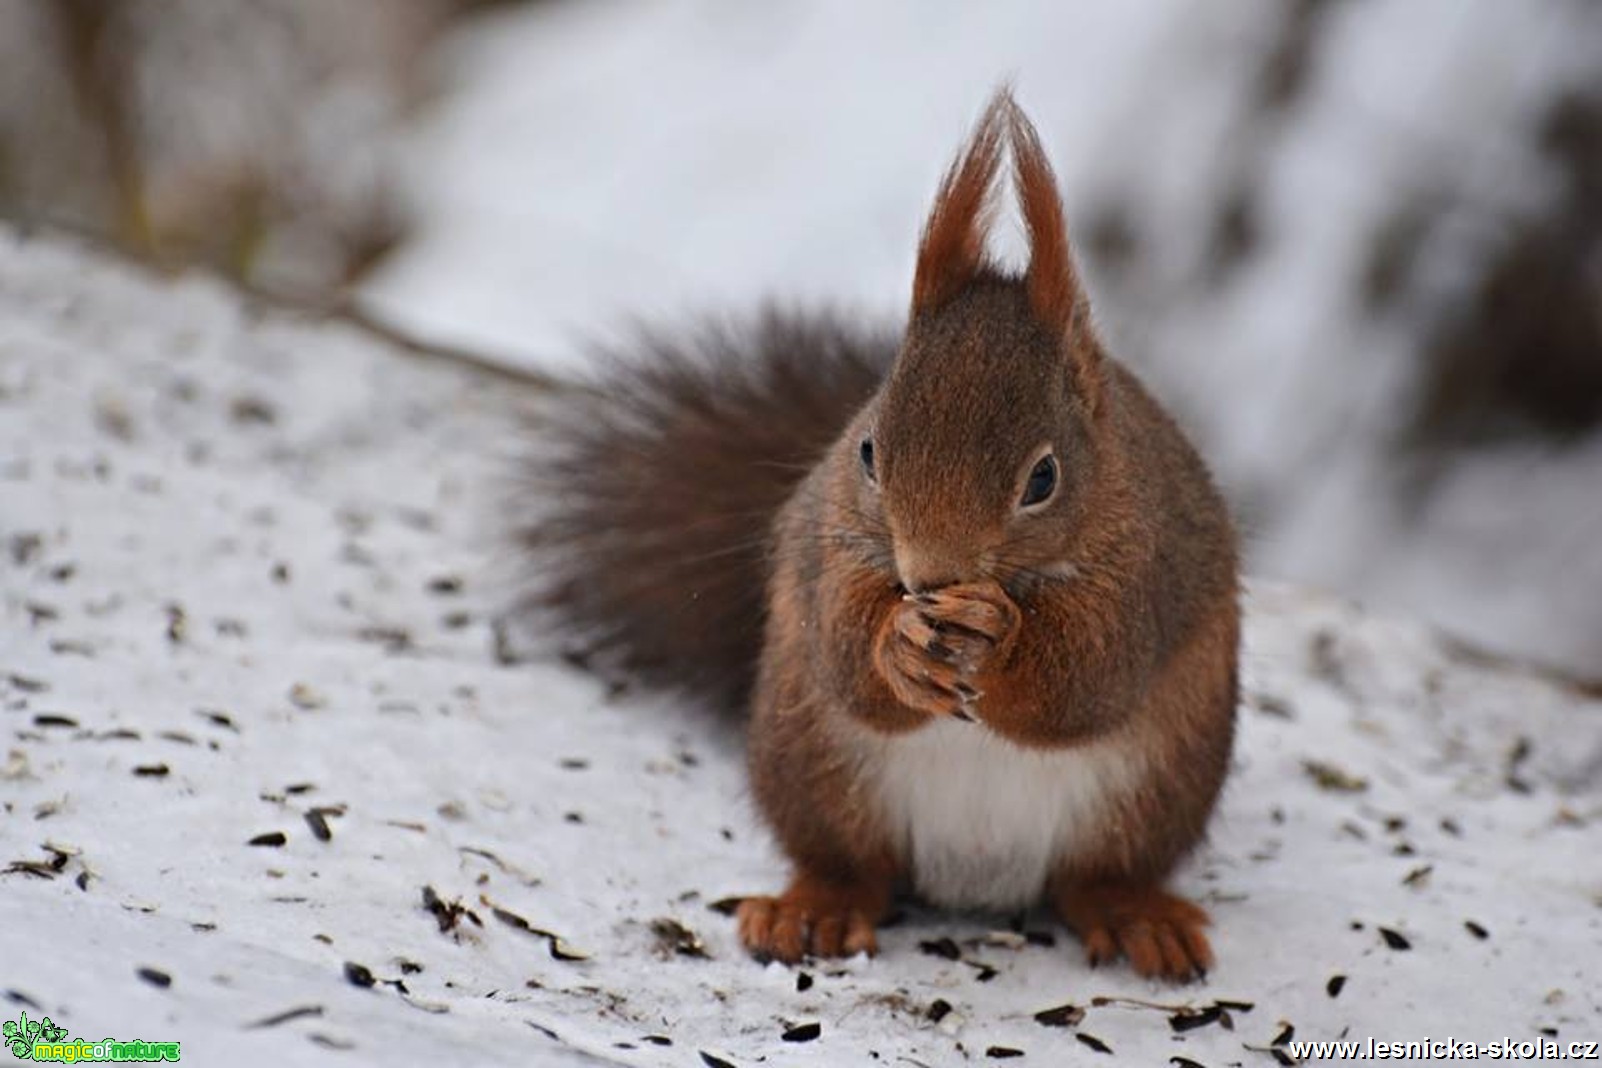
<box><xmin>894</xmin><ymin>544</ymin><xmax>970</xmax><ymax>594</ymax></box>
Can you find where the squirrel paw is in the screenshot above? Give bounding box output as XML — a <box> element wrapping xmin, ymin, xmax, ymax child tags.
<box><xmin>909</xmin><ymin>580</ymin><xmax>1021</xmax><ymax>654</ymax></box>
<box><xmin>875</xmin><ymin>579</ymin><xmax>1020</xmax><ymax>719</ymax></box>
<box><xmin>736</xmin><ymin>882</ymin><xmax>882</xmax><ymax>963</ymax></box>
<box><xmin>1056</xmin><ymin>883</ymin><xmax>1214</xmax><ymax>982</ymax></box>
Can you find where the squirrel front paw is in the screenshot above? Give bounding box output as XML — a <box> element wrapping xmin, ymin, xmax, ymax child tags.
<box><xmin>873</xmin><ymin>579</ymin><xmax>1020</xmax><ymax>720</ymax></box>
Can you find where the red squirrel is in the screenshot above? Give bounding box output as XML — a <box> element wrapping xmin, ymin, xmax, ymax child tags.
<box><xmin>514</xmin><ymin>91</ymin><xmax>1239</xmax><ymax>981</ymax></box>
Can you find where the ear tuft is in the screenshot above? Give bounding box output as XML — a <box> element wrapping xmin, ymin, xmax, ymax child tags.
<box><xmin>1005</xmin><ymin>98</ymin><xmax>1086</xmax><ymax>336</ymax></box>
<box><xmin>911</xmin><ymin>93</ymin><xmax>1009</xmax><ymax>315</ymax></box>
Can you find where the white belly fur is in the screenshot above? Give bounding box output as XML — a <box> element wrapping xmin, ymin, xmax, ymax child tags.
<box><xmin>868</xmin><ymin>718</ymin><xmax>1145</xmax><ymax>911</ymax></box>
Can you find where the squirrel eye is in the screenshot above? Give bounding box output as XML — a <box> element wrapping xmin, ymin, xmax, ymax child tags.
<box><xmin>859</xmin><ymin>438</ymin><xmax>876</xmax><ymax>481</ymax></box>
<box><xmin>1020</xmin><ymin>453</ymin><xmax>1058</xmax><ymax>508</ymax></box>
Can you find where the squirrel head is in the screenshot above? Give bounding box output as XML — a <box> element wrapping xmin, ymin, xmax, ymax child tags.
<box><xmin>850</xmin><ymin>91</ymin><xmax>1107</xmax><ymax>594</ymax></box>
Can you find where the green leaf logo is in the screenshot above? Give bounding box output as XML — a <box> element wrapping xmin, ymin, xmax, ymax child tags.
<box><xmin>3</xmin><ymin>1012</ymin><xmax>31</xmax><ymax>1058</ymax></box>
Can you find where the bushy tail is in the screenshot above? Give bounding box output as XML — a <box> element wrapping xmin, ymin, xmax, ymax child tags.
<box><xmin>507</xmin><ymin>309</ymin><xmax>895</xmax><ymax>715</ymax></box>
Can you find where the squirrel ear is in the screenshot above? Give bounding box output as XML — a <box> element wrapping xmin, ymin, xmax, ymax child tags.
<box><xmin>1006</xmin><ymin>98</ymin><xmax>1089</xmax><ymax>339</ymax></box>
<box><xmin>1006</xmin><ymin>97</ymin><xmax>1101</xmax><ymax>410</ymax></box>
<box><xmin>910</xmin><ymin>94</ymin><xmax>1009</xmax><ymax>316</ymax></box>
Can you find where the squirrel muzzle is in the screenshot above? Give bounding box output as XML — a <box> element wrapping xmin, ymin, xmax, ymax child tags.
<box><xmin>893</xmin><ymin>540</ymin><xmax>983</xmax><ymax>594</ymax></box>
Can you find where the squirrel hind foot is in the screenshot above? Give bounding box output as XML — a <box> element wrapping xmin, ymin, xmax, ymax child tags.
<box><xmin>1055</xmin><ymin>882</ymin><xmax>1214</xmax><ymax>982</ymax></box>
<box><xmin>736</xmin><ymin>879</ymin><xmax>887</xmax><ymax>964</ymax></box>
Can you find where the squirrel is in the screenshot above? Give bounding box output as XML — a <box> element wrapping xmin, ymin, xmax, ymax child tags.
<box><xmin>512</xmin><ymin>90</ymin><xmax>1239</xmax><ymax>981</ymax></box>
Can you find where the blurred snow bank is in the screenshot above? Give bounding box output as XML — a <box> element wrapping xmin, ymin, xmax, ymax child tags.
<box><xmin>366</xmin><ymin>0</ymin><xmax>1602</xmax><ymax>677</ymax></box>
<box><xmin>0</xmin><ymin>0</ymin><xmax>477</xmax><ymax>295</ymax></box>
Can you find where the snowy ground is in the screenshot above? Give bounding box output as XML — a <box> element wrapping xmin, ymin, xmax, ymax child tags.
<box><xmin>4</xmin><ymin>234</ymin><xmax>1601</xmax><ymax>1066</ymax></box>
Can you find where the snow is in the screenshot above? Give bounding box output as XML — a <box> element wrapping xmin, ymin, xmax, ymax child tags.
<box><xmin>362</xmin><ymin>0</ymin><xmax>1197</xmax><ymax>367</ymax></box>
<box><xmin>3</xmin><ymin>232</ymin><xmax>1599</xmax><ymax>1066</ymax></box>
<box><xmin>363</xmin><ymin>0</ymin><xmax>1602</xmax><ymax>677</ymax></box>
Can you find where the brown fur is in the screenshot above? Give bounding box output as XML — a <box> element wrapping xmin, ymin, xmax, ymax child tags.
<box><xmin>911</xmin><ymin>94</ymin><xmax>1007</xmax><ymax>315</ymax></box>
<box><xmin>514</xmin><ymin>91</ymin><xmax>1240</xmax><ymax>981</ymax></box>
<box><xmin>1007</xmin><ymin>102</ymin><xmax>1086</xmax><ymax>339</ymax></box>
<box><xmin>509</xmin><ymin>309</ymin><xmax>894</xmax><ymax>711</ymax></box>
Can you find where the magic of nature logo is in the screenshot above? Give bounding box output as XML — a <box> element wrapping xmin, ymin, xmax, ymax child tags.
<box><xmin>3</xmin><ymin>1012</ymin><xmax>179</xmax><ymax>1062</ymax></box>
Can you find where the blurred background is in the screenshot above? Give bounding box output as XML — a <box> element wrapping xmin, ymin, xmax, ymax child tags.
<box><xmin>4</xmin><ymin>0</ymin><xmax>1598</xmax><ymax>679</ymax></box>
